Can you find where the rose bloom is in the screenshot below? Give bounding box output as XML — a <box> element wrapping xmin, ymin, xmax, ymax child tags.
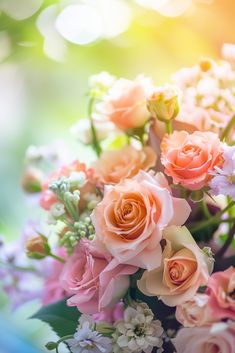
<box><xmin>60</xmin><ymin>239</ymin><xmax>137</xmax><ymax>314</ymax></box>
<box><xmin>100</xmin><ymin>75</ymin><xmax>153</xmax><ymax>130</ymax></box>
<box><xmin>138</xmin><ymin>226</ymin><xmax>211</xmax><ymax>306</ymax></box>
<box><xmin>92</xmin><ymin>302</ymin><xmax>124</xmax><ymax>324</ymax></box>
<box><xmin>40</xmin><ymin>160</ymin><xmax>94</xmax><ymax>211</ymax></box>
<box><xmin>207</xmin><ymin>266</ymin><xmax>235</xmax><ymax>320</ymax></box>
<box><xmin>176</xmin><ymin>293</ymin><xmax>215</xmax><ymax>327</ymax></box>
<box><xmin>161</xmin><ymin>130</ymin><xmax>223</xmax><ymax>190</ymax></box>
<box><xmin>43</xmin><ymin>248</ymin><xmax>69</xmax><ymax>305</ymax></box>
<box><xmin>91</xmin><ymin>170</ymin><xmax>191</xmax><ymax>270</ymax></box>
<box><xmin>93</xmin><ymin>146</ymin><xmax>157</xmax><ymax>185</ymax></box>
<box><xmin>173</xmin><ymin>321</ymin><xmax>235</xmax><ymax>353</ymax></box>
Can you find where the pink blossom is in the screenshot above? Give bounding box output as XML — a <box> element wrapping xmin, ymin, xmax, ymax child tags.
<box><xmin>40</xmin><ymin>160</ymin><xmax>94</xmax><ymax>211</ymax></box>
<box><xmin>173</xmin><ymin>321</ymin><xmax>235</xmax><ymax>353</ymax></box>
<box><xmin>206</xmin><ymin>267</ymin><xmax>235</xmax><ymax>321</ymax></box>
<box><xmin>92</xmin><ymin>302</ymin><xmax>124</xmax><ymax>324</ymax></box>
<box><xmin>42</xmin><ymin>248</ymin><xmax>69</xmax><ymax>305</ymax></box>
<box><xmin>60</xmin><ymin>240</ymin><xmax>137</xmax><ymax>314</ymax></box>
<box><xmin>176</xmin><ymin>293</ymin><xmax>215</xmax><ymax>327</ymax></box>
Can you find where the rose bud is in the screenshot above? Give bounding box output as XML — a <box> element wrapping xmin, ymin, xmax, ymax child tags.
<box><xmin>147</xmin><ymin>84</ymin><xmax>180</xmax><ymax>122</ymax></box>
<box><xmin>21</xmin><ymin>167</ymin><xmax>43</xmax><ymax>193</ymax></box>
<box><xmin>26</xmin><ymin>234</ymin><xmax>50</xmax><ymax>259</ymax></box>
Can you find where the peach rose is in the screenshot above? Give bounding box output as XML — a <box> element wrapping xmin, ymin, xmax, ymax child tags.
<box><xmin>161</xmin><ymin>131</ymin><xmax>223</xmax><ymax>190</ymax></box>
<box><xmin>40</xmin><ymin>161</ymin><xmax>94</xmax><ymax>211</ymax></box>
<box><xmin>100</xmin><ymin>75</ymin><xmax>153</xmax><ymax>130</ymax></box>
<box><xmin>207</xmin><ymin>266</ymin><xmax>235</xmax><ymax>320</ymax></box>
<box><xmin>176</xmin><ymin>293</ymin><xmax>215</xmax><ymax>327</ymax></box>
<box><xmin>137</xmin><ymin>226</ymin><xmax>210</xmax><ymax>306</ymax></box>
<box><xmin>173</xmin><ymin>321</ymin><xmax>235</xmax><ymax>353</ymax></box>
<box><xmin>91</xmin><ymin>171</ymin><xmax>191</xmax><ymax>270</ymax></box>
<box><xmin>60</xmin><ymin>239</ymin><xmax>137</xmax><ymax>314</ymax></box>
<box><xmin>93</xmin><ymin>146</ymin><xmax>157</xmax><ymax>185</ymax></box>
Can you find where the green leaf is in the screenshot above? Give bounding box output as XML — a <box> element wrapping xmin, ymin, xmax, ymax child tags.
<box><xmin>31</xmin><ymin>298</ymin><xmax>81</xmax><ymax>338</ymax></box>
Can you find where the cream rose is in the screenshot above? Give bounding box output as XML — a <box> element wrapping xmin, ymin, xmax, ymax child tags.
<box><xmin>93</xmin><ymin>146</ymin><xmax>157</xmax><ymax>185</ymax></box>
<box><xmin>91</xmin><ymin>171</ymin><xmax>191</xmax><ymax>270</ymax></box>
<box><xmin>138</xmin><ymin>226</ymin><xmax>211</xmax><ymax>306</ymax></box>
<box><xmin>176</xmin><ymin>293</ymin><xmax>215</xmax><ymax>327</ymax></box>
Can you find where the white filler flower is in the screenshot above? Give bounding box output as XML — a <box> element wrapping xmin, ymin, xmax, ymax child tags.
<box><xmin>114</xmin><ymin>302</ymin><xmax>164</xmax><ymax>353</ymax></box>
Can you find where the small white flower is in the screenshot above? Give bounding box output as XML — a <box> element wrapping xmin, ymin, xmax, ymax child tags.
<box><xmin>89</xmin><ymin>71</ymin><xmax>116</xmax><ymax>93</ymax></box>
<box><xmin>114</xmin><ymin>302</ymin><xmax>164</xmax><ymax>353</ymax></box>
<box><xmin>67</xmin><ymin>315</ymin><xmax>112</xmax><ymax>353</ymax></box>
<box><xmin>71</xmin><ymin>117</ymin><xmax>117</xmax><ymax>144</ymax></box>
<box><xmin>50</xmin><ymin>202</ymin><xmax>65</xmax><ymax>219</ymax></box>
<box><xmin>68</xmin><ymin>171</ymin><xmax>86</xmax><ymax>188</ymax></box>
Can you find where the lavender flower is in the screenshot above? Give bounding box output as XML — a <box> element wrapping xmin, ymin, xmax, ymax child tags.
<box><xmin>67</xmin><ymin>315</ymin><xmax>112</xmax><ymax>353</ymax></box>
<box><xmin>209</xmin><ymin>144</ymin><xmax>235</xmax><ymax>200</ymax></box>
<box><xmin>0</xmin><ymin>222</ymin><xmax>46</xmax><ymax>309</ymax></box>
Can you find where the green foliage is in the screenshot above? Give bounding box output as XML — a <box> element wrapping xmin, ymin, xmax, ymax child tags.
<box><xmin>31</xmin><ymin>298</ymin><xmax>81</xmax><ymax>338</ymax></box>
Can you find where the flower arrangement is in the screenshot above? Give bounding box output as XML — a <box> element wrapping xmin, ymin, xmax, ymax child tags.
<box><xmin>1</xmin><ymin>43</ymin><xmax>235</xmax><ymax>353</ymax></box>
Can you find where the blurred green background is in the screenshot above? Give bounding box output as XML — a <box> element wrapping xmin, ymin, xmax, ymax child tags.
<box><xmin>0</xmin><ymin>0</ymin><xmax>235</xmax><ymax>351</ymax></box>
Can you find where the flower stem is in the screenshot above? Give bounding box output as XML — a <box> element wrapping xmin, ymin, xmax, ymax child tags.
<box><xmin>220</xmin><ymin>114</ymin><xmax>235</xmax><ymax>141</ymax></box>
<box><xmin>49</xmin><ymin>253</ymin><xmax>65</xmax><ymax>263</ymax></box>
<box><xmin>0</xmin><ymin>260</ymin><xmax>37</xmax><ymax>272</ymax></box>
<box><xmin>189</xmin><ymin>201</ymin><xmax>235</xmax><ymax>233</ymax></box>
<box><xmin>200</xmin><ymin>200</ymin><xmax>211</xmax><ymax>219</ymax></box>
<box><xmin>215</xmin><ymin>222</ymin><xmax>235</xmax><ymax>258</ymax></box>
<box><xmin>165</xmin><ymin>120</ymin><xmax>172</xmax><ymax>134</ymax></box>
<box><xmin>88</xmin><ymin>97</ymin><xmax>102</xmax><ymax>157</ymax></box>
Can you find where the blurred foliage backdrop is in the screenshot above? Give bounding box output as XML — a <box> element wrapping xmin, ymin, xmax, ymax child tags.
<box><xmin>0</xmin><ymin>0</ymin><xmax>235</xmax><ymax>351</ymax></box>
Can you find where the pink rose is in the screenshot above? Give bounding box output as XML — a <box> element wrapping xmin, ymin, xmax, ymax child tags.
<box><xmin>173</xmin><ymin>321</ymin><xmax>235</xmax><ymax>353</ymax></box>
<box><xmin>100</xmin><ymin>75</ymin><xmax>153</xmax><ymax>130</ymax></box>
<box><xmin>91</xmin><ymin>170</ymin><xmax>191</xmax><ymax>270</ymax></box>
<box><xmin>176</xmin><ymin>293</ymin><xmax>215</xmax><ymax>327</ymax></box>
<box><xmin>60</xmin><ymin>239</ymin><xmax>137</xmax><ymax>314</ymax></box>
<box><xmin>138</xmin><ymin>226</ymin><xmax>210</xmax><ymax>306</ymax></box>
<box><xmin>42</xmin><ymin>248</ymin><xmax>69</xmax><ymax>305</ymax></box>
<box><xmin>93</xmin><ymin>146</ymin><xmax>157</xmax><ymax>185</ymax></box>
<box><xmin>92</xmin><ymin>302</ymin><xmax>124</xmax><ymax>324</ymax></box>
<box><xmin>207</xmin><ymin>266</ymin><xmax>235</xmax><ymax>320</ymax></box>
<box><xmin>161</xmin><ymin>131</ymin><xmax>223</xmax><ymax>190</ymax></box>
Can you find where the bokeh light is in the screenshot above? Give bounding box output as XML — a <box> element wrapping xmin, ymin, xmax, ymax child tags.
<box><xmin>136</xmin><ymin>0</ymin><xmax>193</xmax><ymax>17</ymax></box>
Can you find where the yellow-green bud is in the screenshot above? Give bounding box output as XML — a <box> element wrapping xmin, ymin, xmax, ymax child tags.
<box><xmin>147</xmin><ymin>84</ymin><xmax>180</xmax><ymax>122</ymax></box>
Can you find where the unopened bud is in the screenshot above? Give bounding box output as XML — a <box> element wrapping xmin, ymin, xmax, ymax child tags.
<box><xmin>21</xmin><ymin>167</ymin><xmax>43</xmax><ymax>193</ymax></box>
<box><xmin>45</xmin><ymin>341</ymin><xmax>57</xmax><ymax>350</ymax></box>
<box><xmin>26</xmin><ymin>234</ymin><xmax>50</xmax><ymax>259</ymax></box>
<box><xmin>147</xmin><ymin>84</ymin><xmax>180</xmax><ymax>122</ymax></box>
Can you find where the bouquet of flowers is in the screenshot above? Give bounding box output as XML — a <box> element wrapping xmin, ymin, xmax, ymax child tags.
<box><xmin>1</xmin><ymin>43</ymin><xmax>235</xmax><ymax>353</ymax></box>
